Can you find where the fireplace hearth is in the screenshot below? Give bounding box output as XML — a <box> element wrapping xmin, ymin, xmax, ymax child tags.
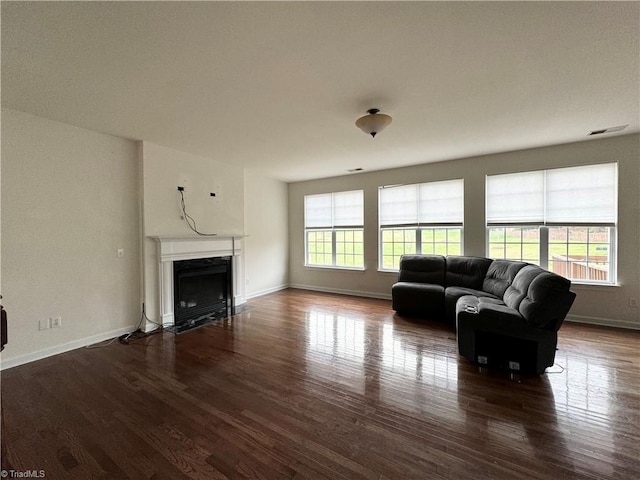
<box><xmin>172</xmin><ymin>256</ymin><xmax>232</xmax><ymax>333</ymax></box>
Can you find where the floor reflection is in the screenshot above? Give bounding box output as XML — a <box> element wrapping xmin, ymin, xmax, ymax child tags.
<box><xmin>306</xmin><ymin>310</ymin><xmax>365</xmax><ymax>360</ymax></box>
<box><xmin>298</xmin><ymin>302</ymin><xmax>636</xmax><ymax>478</ymax></box>
<box><xmin>305</xmin><ymin>309</ymin><xmax>461</xmax><ymax>398</ymax></box>
<box><xmin>381</xmin><ymin>323</ymin><xmax>458</xmax><ymax>387</ymax></box>
<box><xmin>456</xmin><ymin>365</ymin><xmax>577</xmax><ymax>475</ymax></box>
<box><xmin>548</xmin><ymin>356</ymin><xmax>612</xmax><ymax>416</ymax></box>
<box><xmin>305</xmin><ymin>310</ymin><xmax>367</xmax><ymax>394</ymax></box>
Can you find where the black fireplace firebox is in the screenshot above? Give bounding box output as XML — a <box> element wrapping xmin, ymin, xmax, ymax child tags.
<box><xmin>172</xmin><ymin>256</ymin><xmax>232</xmax><ymax>332</ymax></box>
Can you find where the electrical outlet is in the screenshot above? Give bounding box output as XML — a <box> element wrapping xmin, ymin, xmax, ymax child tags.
<box><xmin>117</xmin><ymin>248</ymin><xmax>124</xmax><ymax>258</ymax></box>
<box><xmin>51</xmin><ymin>316</ymin><xmax>62</xmax><ymax>328</ymax></box>
<box><xmin>39</xmin><ymin>318</ymin><xmax>50</xmax><ymax>330</ymax></box>
<box><xmin>629</xmin><ymin>297</ymin><xmax>638</xmax><ymax>308</ymax></box>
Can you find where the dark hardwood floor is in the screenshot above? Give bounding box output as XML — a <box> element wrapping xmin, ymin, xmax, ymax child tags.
<box><xmin>1</xmin><ymin>289</ymin><xmax>639</xmax><ymax>479</ymax></box>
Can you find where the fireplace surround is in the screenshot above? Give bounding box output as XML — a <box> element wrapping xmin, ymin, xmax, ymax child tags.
<box><xmin>152</xmin><ymin>236</ymin><xmax>245</xmax><ymax>329</ymax></box>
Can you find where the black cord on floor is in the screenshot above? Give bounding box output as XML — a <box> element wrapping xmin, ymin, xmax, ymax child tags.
<box><xmin>119</xmin><ymin>305</ymin><xmax>172</xmax><ymax>345</ymax></box>
<box><xmin>85</xmin><ymin>305</ymin><xmax>172</xmax><ymax>349</ymax></box>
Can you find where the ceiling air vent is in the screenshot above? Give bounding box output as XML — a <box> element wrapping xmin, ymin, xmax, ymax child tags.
<box><xmin>589</xmin><ymin>125</ymin><xmax>628</xmax><ymax>136</ymax></box>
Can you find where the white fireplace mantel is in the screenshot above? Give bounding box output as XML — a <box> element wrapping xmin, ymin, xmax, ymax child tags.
<box><xmin>152</xmin><ymin>235</ymin><xmax>245</xmax><ymax>327</ymax></box>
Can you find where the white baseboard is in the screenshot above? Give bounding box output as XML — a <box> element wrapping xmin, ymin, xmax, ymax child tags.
<box><xmin>245</xmin><ymin>284</ymin><xmax>289</xmax><ymax>300</ymax></box>
<box><xmin>0</xmin><ymin>325</ymin><xmax>137</xmax><ymax>371</ymax></box>
<box><xmin>565</xmin><ymin>314</ymin><xmax>640</xmax><ymax>330</ymax></box>
<box><xmin>289</xmin><ymin>283</ymin><xmax>392</xmax><ymax>301</ymax></box>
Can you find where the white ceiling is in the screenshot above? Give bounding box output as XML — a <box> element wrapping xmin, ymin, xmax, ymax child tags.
<box><xmin>2</xmin><ymin>2</ymin><xmax>638</xmax><ymax>182</ymax></box>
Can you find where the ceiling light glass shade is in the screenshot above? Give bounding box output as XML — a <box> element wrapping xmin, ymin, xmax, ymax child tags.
<box><xmin>355</xmin><ymin>108</ymin><xmax>392</xmax><ymax>138</ymax></box>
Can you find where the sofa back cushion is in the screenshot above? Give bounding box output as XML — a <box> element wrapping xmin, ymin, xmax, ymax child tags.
<box><xmin>519</xmin><ymin>272</ymin><xmax>575</xmax><ymax>329</ymax></box>
<box><xmin>503</xmin><ymin>265</ymin><xmax>543</xmax><ymax>310</ymax></box>
<box><xmin>483</xmin><ymin>260</ymin><xmax>528</xmax><ymax>298</ymax></box>
<box><xmin>445</xmin><ymin>256</ymin><xmax>493</xmax><ymax>290</ymax></box>
<box><xmin>398</xmin><ymin>255</ymin><xmax>446</xmax><ymax>285</ymax></box>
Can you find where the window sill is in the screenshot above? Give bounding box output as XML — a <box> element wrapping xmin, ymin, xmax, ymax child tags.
<box><xmin>570</xmin><ymin>282</ymin><xmax>620</xmax><ymax>290</ymax></box>
<box><xmin>304</xmin><ymin>265</ymin><xmax>365</xmax><ymax>272</ymax></box>
<box><xmin>378</xmin><ymin>269</ymin><xmax>399</xmax><ymax>275</ymax></box>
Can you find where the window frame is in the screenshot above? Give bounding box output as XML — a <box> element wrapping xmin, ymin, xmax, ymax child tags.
<box><xmin>485</xmin><ymin>163</ymin><xmax>618</xmax><ymax>285</ymax></box>
<box><xmin>379</xmin><ymin>226</ymin><xmax>463</xmax><ymax>271</ymax></box>
<box><xmin>304</xmin><ymin>191</ymin><xmax>365</xmax><ymax>270</ymax></box>
<box><xmin>486</xmin><ymin>225</ymin><xmax>617</xmax><ymax>285</ymax></box>
<box><xmin>378</xmin><ymin>178</ymin><xmax>464</xmax><ymax>272</ymax></box>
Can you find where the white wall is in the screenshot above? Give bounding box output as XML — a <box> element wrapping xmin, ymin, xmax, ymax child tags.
<box><xmin>243</xmin><ymin>169</ymin><xmax>289</xmax><ymax>298</ymax></box>
<box><xmin>140</xmin><ymin>142</ymin><xmax>244</xmax><ymax>326</ymax></box>
<box><xmin>1</xmin><ymin>108</ymin><xmax>141</xmax><ymax>368</ymax></box>
<box><xmin>288</xmin><ymin>134</ymin><xmax>640</xmax><ymax>329</ymax></box>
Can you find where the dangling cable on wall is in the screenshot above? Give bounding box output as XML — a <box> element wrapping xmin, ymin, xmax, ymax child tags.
<box><xmin>178</xmin><ymin>188</ymin><xmax>217</xmax><ymax>236</ymax></box>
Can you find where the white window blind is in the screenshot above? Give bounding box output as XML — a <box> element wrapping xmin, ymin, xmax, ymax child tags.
<box><xmin>379</xmin><ymin>184</ymin><xmax>418</xmax><ymax>225</ymax></box>
<box><xmin>418</xmin><ymin>179</ymin><xmax>464</xmax><ymax>224</ymax></box>
<box><xmin>305</xmin><ymin>190</ymin><xmax>364</xmax><ymax>228</ymax></box>
<box><xmin>486</xmin><ymin>163</ymin><xmax>617</xmax><ymax>226</ymax></box>
<box><xmin>486</xmin><ymin>171</ymin><xmax>545</xmax><ymax>225</ymax></box>
<box><xmin>333</xmin><ymin>190</ymin><xmax>364</xmax><ymax>226</ymax></box>
<box><xmin>304</xmin><ymin>193</ymin><xmax>332</xmax><ymax>228</ymax></box>
<box><xmin>379</xmin><ymin>179</ymin><xmax>464</xmax><ymax>226</ymax></box>
<box><xmin>546</xmin><ymin>163</ymin><xmax>617</xmax><ymax>225</ymax></box>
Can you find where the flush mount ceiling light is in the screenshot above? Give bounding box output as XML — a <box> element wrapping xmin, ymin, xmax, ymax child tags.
<box><xmin>355</xmin><ymin>108</ymin><xmax>392</xmax><ymax>138</ymax></box>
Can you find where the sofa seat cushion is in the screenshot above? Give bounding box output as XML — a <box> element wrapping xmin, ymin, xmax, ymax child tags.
<box><xmin>477</xmin><ymin>302</ymin><xmax>526</xmax><ymax>327</ymax></box>
<box><xmin>392</xmin><ymin>282</ymin><xmax>445</xmax><ymax>317</ymax></box>
<box><xmin>456</xmin><ymin>295</ymin><xmax>504</xmax><ymax>311</ymax></box>
<box><xmin>446</xmin><ymin>286</ymin><xmax>496</xmax><ymax>299</ymax></box>
<box><xmin>455</xmin><ymin>294</ymin><xmax>524</xmax><ymax>326</ymax></box>
<box><xmin>477</xmin><ymin>297</ymin><xmax>506</xmax><ymax>306</ymax></box>
<box><xmin>444</xmin><ymin>287</ymin><xmax>498</xmax><ymax>321</ymax></box>
<box><xmin>457</xmin><ymin>295</ymin><xmax>529</xmax><ymax>333</ymax></box>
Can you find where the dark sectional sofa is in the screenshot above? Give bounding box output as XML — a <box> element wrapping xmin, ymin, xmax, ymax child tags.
<box><xmin>392</xmin><ymin>255</ymin><xmax>576</xmax><ymax>374</ymax></box>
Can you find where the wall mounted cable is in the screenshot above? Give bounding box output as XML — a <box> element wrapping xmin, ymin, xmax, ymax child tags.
<box><xmin>177</xmin><ymin>187</ymin><xmax>217</xmax><ymax>236</ymax></box>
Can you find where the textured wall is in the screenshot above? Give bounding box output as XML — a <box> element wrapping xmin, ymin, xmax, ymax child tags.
<box><xmin>243</xmin><ymin>169</ymin><xmax>289</xmax><ymax>298</ymax></box>
<box><xmin>1</xmin><ymin>108</ymin><xmax>141</xmax><ymax>366</ymax></box>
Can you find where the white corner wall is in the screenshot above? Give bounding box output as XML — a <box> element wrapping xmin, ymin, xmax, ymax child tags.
<box><xmin>1</xmin><ymin>108</ymin><xmax>141</xmax><ymax>368</ymax></box>
<box><xmin>140</xmin><ymin>142</ymin><xmax>244</xmax><ymax>326</ymax></box>
<box><xmin>243</xmin><ymin>169</ymin><xmax>289</xmax><ymax>298</ymax></box>
<box><xmin>288</xmin><ymin>134</ymin><xmax>640</xmax><ymax>329</ymax></box>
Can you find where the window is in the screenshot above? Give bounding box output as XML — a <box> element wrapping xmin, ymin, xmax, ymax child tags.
<box><xmin>379</xmin><ymin>179</ymin><xmax>463</xmax><ymax>270</ymax></box>
<box><xmin>486</xmin><ymin>163</ymin><xmax>617</xmax><ymax>284</ymax></box>
<box><xmin>548</xmin><ymin>226</ymin><xmax>613</xmax><ymax>283</ymax></box>
<box><xmin>304</xmin><ymin>190</ymin><xmax>364</xmax><ymax>268</ymax></box>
